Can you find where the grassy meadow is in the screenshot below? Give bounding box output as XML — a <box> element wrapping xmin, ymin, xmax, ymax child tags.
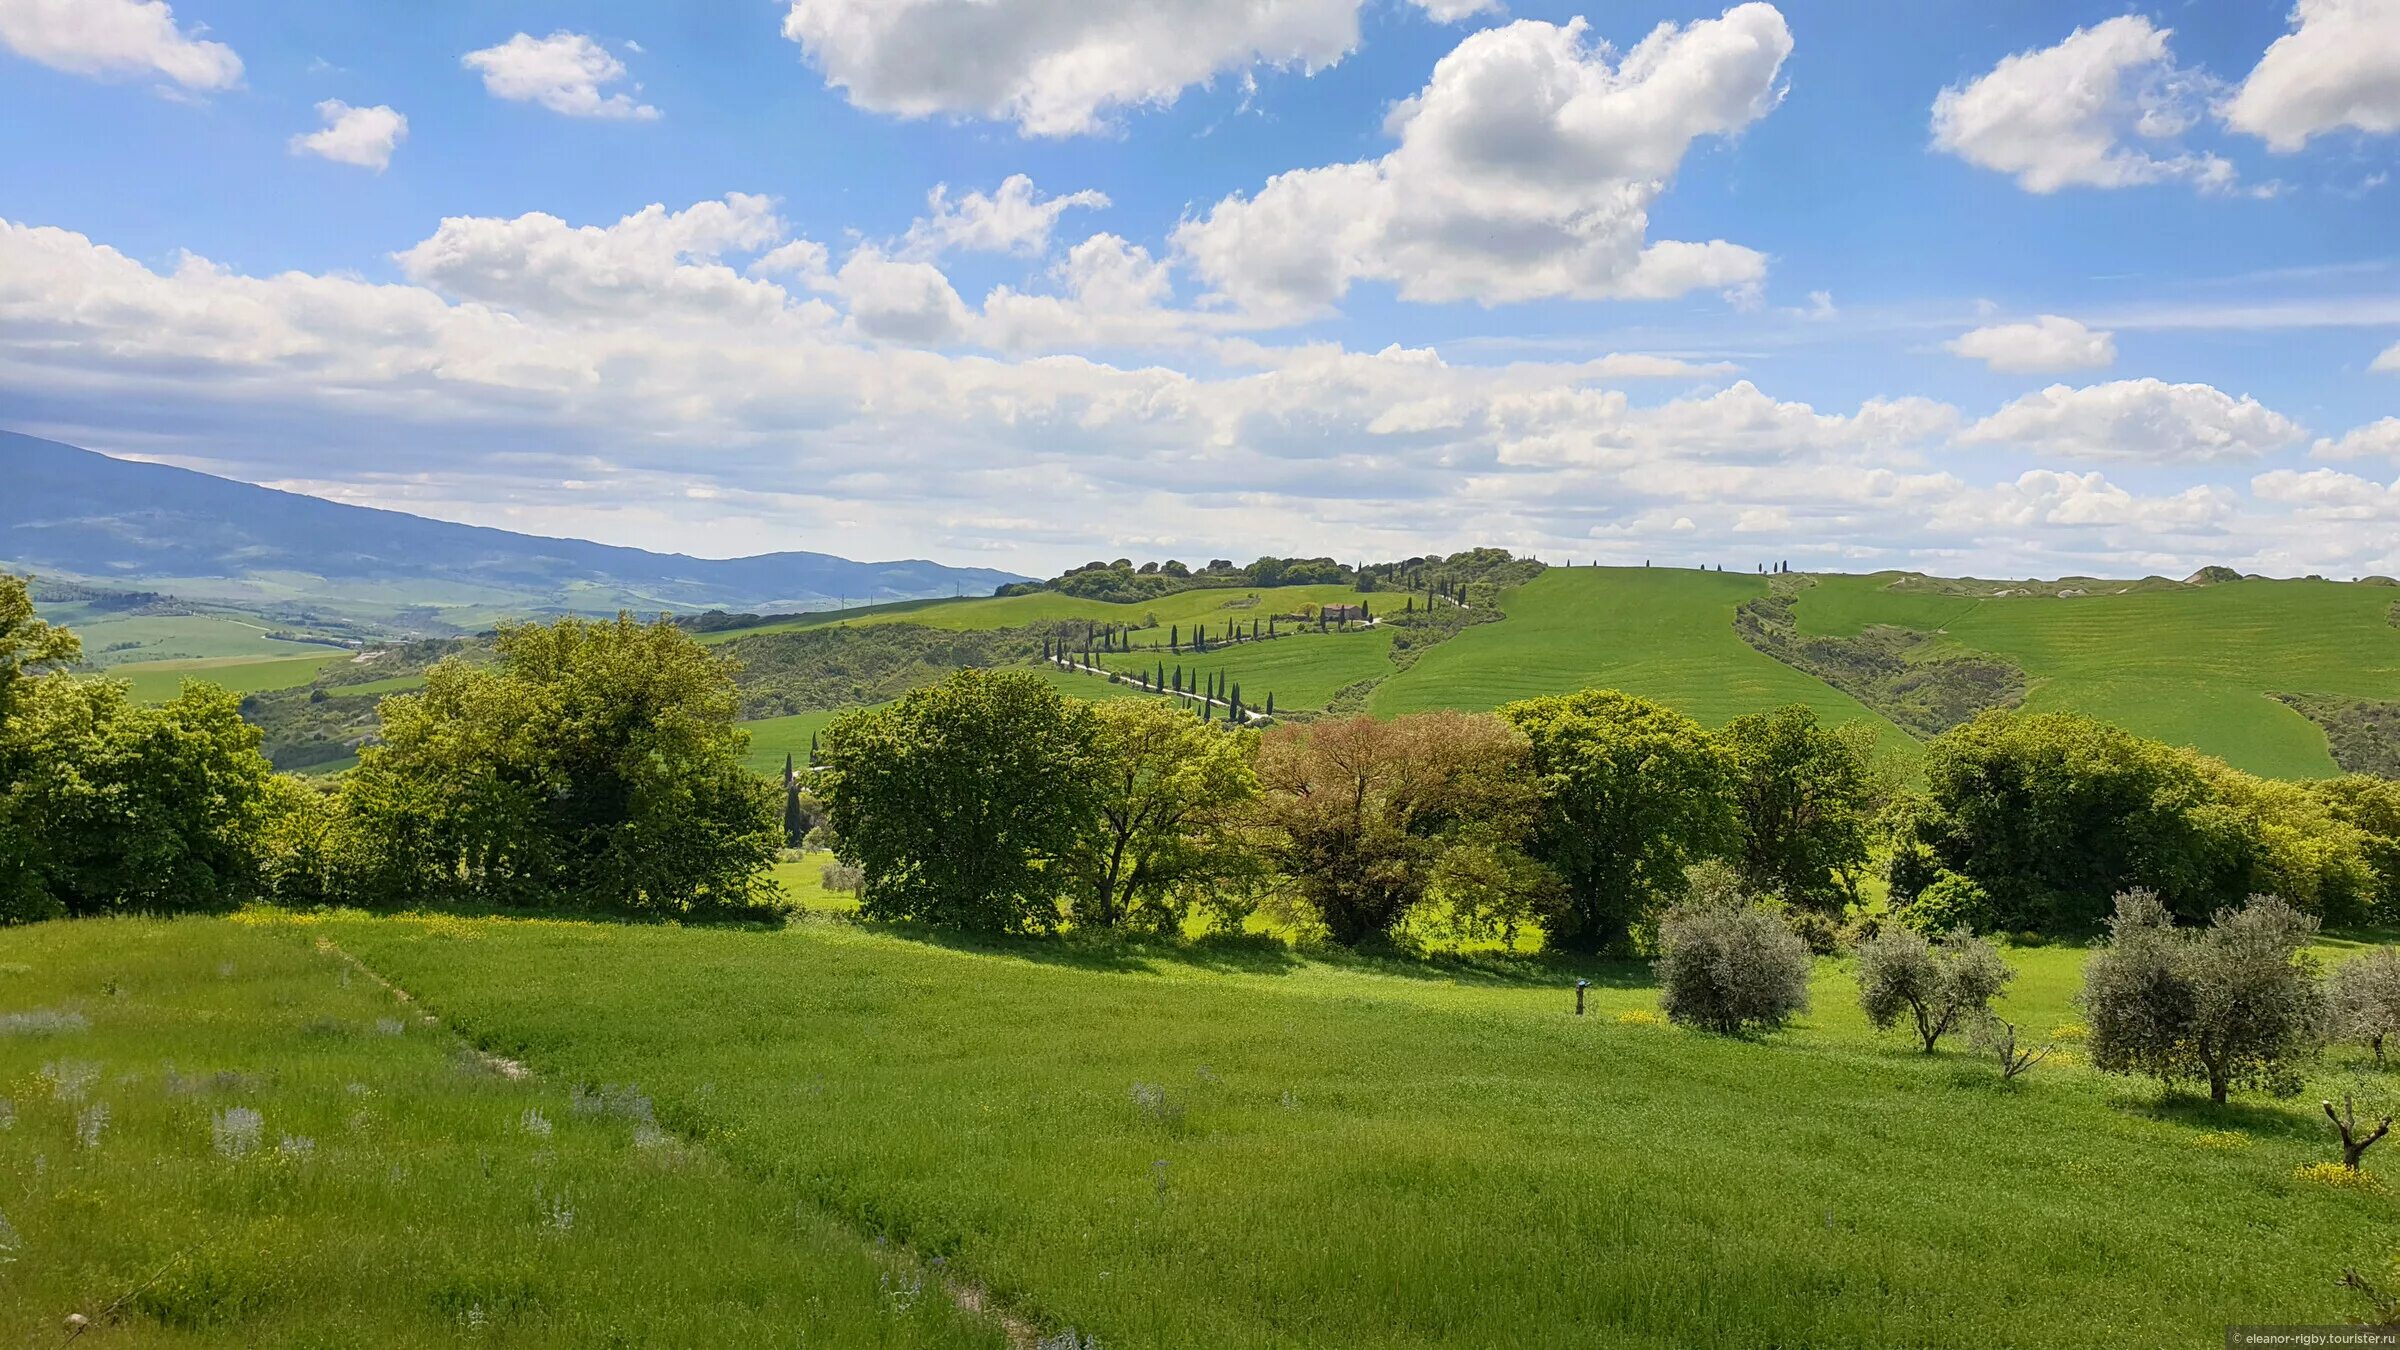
<box><xmin>1097</xmin><ymin>627</ymin><xmax>1398</xmax><ymax>711</ymax></box>
<box><xmin>1791</xmin><ymin>575</ymin><xmax>2400</xmax><ymax>778</ymax></box>
<box><xmin>0</xmin><ymin>918</ymin><xmax>1001</xmax><ymax>1349</ymax></box>
<box><xmin>1372</xmin><ymin>569</ymin><xmax>1916</xmax><ymax>752</ymax></box>
<box><xmin>28</xmin><ymin>908</ymin><xmax>2352</xmax><ymax>1335</ymax></box>
<box><xmin>118</xmin><ymin>653</ymin><xmax>349</xmax><ymax>705</ymax></box>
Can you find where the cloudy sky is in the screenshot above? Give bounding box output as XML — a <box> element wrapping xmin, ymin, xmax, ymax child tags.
<box><xmin>2</xmin><ymin>0</ymin><xmax>2397</xmax><ymax>577</ymax></box>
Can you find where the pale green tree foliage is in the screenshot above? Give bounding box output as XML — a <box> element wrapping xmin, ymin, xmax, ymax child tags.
<box><xmin>1854</xmin><ymin>924</ymin><xmax>2014</xmax><ymax>1052</ymax></box>
<box><xmin>1655</xmin><ymin>860</ymin><xmax>1813</xmax><ymax>1035</ymax></box>
<box><xmin>1067</xmin><ymin>699</ymin><xmax>1258</xmax><ymax>930</ymax></box>
<box><xmin>2082</xmin><ymin>889</ymin><xmax>2325</xmax><ymax>1103</ymax></box>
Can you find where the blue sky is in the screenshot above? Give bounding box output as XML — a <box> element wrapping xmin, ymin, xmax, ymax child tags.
<box><xmin>1</xmin><ymin>0</ymin><xmax>2396</xmax><ymax>577</ymax></box>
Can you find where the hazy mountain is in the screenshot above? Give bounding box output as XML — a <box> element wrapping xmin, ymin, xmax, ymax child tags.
<box><xmin>0</xmin><ymin>431</ymin><xmax>1029</xmax><ymax>625</ymax></box>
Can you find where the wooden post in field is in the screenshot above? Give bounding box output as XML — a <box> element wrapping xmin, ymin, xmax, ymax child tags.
<box><xmin>1575</xmin><ymin>979</ymin><xmax>1589</xmax><ymax>1016</ymax></box>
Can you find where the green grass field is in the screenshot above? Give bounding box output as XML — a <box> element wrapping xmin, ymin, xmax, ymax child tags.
<box><xmin>118</xmin><ymin>652</ymin><xmax>349</xmax><ymax>704</ymax></box>
<box><xmin>277</xmin><ymin>914</ymin><xmax>2400</xmax><ymax>1348</ymax></box>
<box><xmin>1097</xmin><ymin>629</ymin><xmax>1397</xmax><ymax>712</ymax></box>
<box><xmin>1791</xmin><ymin>575</ymin><xmax>2400</xmax><ymax>778</ymax></box>
<box><xmin>0</xmin><ymin>918</ymin><xmax>1000</xmax><ymax>1348</ymax></box>
<box><xmin>1372</xmin><ymin>569</ymin><xmax>1914</xmax><ymax>751</ymax></box>
<box><xmin>51</xmin><ymin>611</ymin><xmax>343</xmax><ymax>667</ymax></box>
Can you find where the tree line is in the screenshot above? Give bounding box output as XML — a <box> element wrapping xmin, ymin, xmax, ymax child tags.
<box><xmin>819</xmin><ymin>668</ymin><xmax>2400</xmax><ymax>952</ymax></box>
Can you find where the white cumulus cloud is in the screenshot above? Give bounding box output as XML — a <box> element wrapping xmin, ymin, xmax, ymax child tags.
<box><xmin>2376</xmin><ymin>339</ymin><xmax>2400</xmax><ymax>372</ymax></box>
<box><xmin>1946</xmin><ymin>316</ymin><xmax>2117</xmax><ymax>374</ymax></box>
<box><xmin>2313</xmin><ymin>417</ymin><xmax>2400</xmax><ymax>461</ymax></box>
<box><xmin>1931</xmin><ymin>17</ymin><xmax>2234</xmax><ymax>194</ymax></box>
<box><xmin>2224</xmin><ymin>0</ymin><xmax>2400</xmax><ymax>151</ymax></box>
<box><xmin>1173</xmin><ymin>5</ymin><xmax>1791</xmax><ymax>315</ymax></box>
<box><xmin>463</xmin><ymin>31</ymin><xmax>659</xmax><ymax>120</ymax></box>
<box><xmin>394</xmin><ymin>195</ymin><xmax>795</xmax><ymax>322</ymax></box>
<box><xmin>289</xmin><ymin>100</ymin><xmax>406</xmax><ymax>172</ymax></box>
<box><xmin>779</xmin><ymin>0</ymin><xmax>1369</xmax><ymax>137</ymax></box>
<box><xmin>0</xmin><ymin>0</ymin><xmax>239</xmax><ymax>89</ymax></box>
<box><xmin>1961</xmin><ymin>378</ymin><xmax>2302</xmax><ymax>463</ymax></box>
<box><xmin>900</xmin><ymin>175</ymin><xmax>1111</xmax><ymax>259</ymax></box>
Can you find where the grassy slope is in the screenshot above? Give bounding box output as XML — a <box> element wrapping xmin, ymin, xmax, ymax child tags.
<box><xmin>52</xmin><ymin>611</ymin><xmax>338</xmax><ymax>666</ymax></box>
<box><xmin>0</xmin><ymin>918</ymin><xmax>999</xmax><ymax>1349</ymax></box>
<box><xmin>698</xmin><ymin>585</ymin><xmax>1378</xmax><ymax>644</ymax></box>
<box><xmin>1372</xmin><ymin>569</ymin><xmax>1913</xmax><ymax>750</ymax></box>
<box><xmin>1792</xmin><ymin>575</ymin><xmax>2400</xmax><ymax>778</ymax></box>
<box><xmin>322</xmin><ymin>914</ymin><xmax>2392</xmax><ymax>1350</ymax></box>
<box><xmin>1096</xmin><ymin>629</ymin><xmax>1398</xmax><ymax>711</ymax></box>
<box><xmin>738</xmin><ymin>672</ymin><xmax>1150</xmax><ymax>776</ymax></box>
<box><xmin>119</xmin><ymin>653</ymin><xmax>348</xmax><ymax>704</ymax></box>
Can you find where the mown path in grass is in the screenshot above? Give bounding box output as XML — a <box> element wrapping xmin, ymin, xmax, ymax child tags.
<box><xmin>0</xmin><ymin>918</ymin><xmax>1004</xmax><ymax>1349</ymax></box>
<box><xmin>1372</xmin><ymin>569</ymin><xmax>1915</xmax><ymax>754</ymax></box>
<box><xmin>330</xmin><ymin>913</ymin><xmax>2395</xmax><ymax>1350</ymax></box>
<box><xmin>1792</xmin><ymin>575</ymin><xmax>2400</xmax><ymax>778</ymax></box>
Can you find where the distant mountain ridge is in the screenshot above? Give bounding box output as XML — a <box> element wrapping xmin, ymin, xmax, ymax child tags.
<box><xmin>0</xmin><ymin>431</ymin><xmax>1029</xmax><ymax>625</ymax></box>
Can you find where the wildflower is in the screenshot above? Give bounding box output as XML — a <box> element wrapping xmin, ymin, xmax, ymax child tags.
<box><xmin>1615</xmin><ymin>1009</ymin><xmax>1667</xmax><ymax>1028</ymax></box>
<box><xmin>213</xmin><ymin>1106</ymin><xmax>264</xmax><ymax>1159</ymax></box>
<box><xmin>2192</xmin><ymin>1131</ymin><xmax>2250</xmax><ymax>1151</ymax></box>
<box><xmin>0</xmin><ymin>1010</ymin><xmax>88</xmax><ymax>1036</ymax></box>
<box><xmin>540</xmin><ymin>1188</ymin><xmax>575</xmax><ymax>1233</ymax></box>
<box><xmin>2296</xmin><ymin>1161</ymin><xmax>2384</xmax><ymax>1191</ymax></box>
<box><xmin>632</xmin><ymin>1122</ymin><xmax>671</xmax><ymax>1152</ymax></box>
<box><xmin>0</xmin><ymin>1098</ymin><xmax>14</xmax><ymax>1130</ymax></box>
<box><xmin>879</xmin><ymin>1270</ymin><xmax>923</xmax><ymax>1315</ymax></box>
<box><xmin>1038</xmin><ymin>1331</ymin><xmax>1102</xmax><ymax>1350</ymax></box>
<box><xmin>2049</xmin><ymin>1021</ymin><xmax>2089</xmax><ymax>1044</ymax></box>
<box><xmin>1279</xmin><ymin>1089</ymin><xmax>1299</xmax><ymax>1112</ymax></box>
<box><xmin>39</xmin><ymin>1060</ymin><xmax>99</xmax><ymax>1104</ymax></box>
<box><xmin>278</xmin><ymin>1135</ymin><xmax>316</xmax><ymax>1159</ymax></box>
<box><xmin>74</xmin><ymin>1102</ymin><xmax>108</xmax><ymax>1150</ymax></box>
<box><xmin>520</xmin><ymin>1108</ymin><xmax>553</xmax><ymax>1139</ymax></box>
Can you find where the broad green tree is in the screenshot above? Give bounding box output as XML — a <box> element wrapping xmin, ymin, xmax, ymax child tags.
<box><xmin>1499</xmin><ymin>689</ymin><xmax>1735</xmax><ymax>953</ymax></box>
<box><xmin>0</xmin><ymin>574</ymin><xmax>80</xmax><ymax>730</ymax></box>
<box><xmin>340</xmin><ymin>614</ymin><xmax>779</xmax><ymax>916</ymax></box>
<box><xmin>1722</xmin><ymin>704</ymin><xmax>1878</xmax><ymax>915</ymax></box>
<box><xmin>1067</xmin><ymin>699</ymin><xmax>1258</xmax><ymax>930</ymax></box>
<box><xmin>1889</xmin><ymin>712</ymin><xmax>2245</xmax><ymax>931</ymax></box>
<box><xmin>1251</xmin><ymin>712</ymin><xmax>1537</xmax><ymax>946</ymax></box>
<box><xmin>820</xmin><ymin>667</ymin><xmax>1099</xmax><ymax>933</ymax></box>
<box><xmin>1</xmin><ymin>677</ymin><xmax>273</xmax><ymax>922</ymax></box>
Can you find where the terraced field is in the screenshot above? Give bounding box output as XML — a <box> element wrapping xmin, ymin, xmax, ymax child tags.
<box><xmin>1790</xmin><ymin>575</ymin><xmax>2400</xmax><ymax>778</ymax></box>
<box><xmin>1371</xmin><ymin>569</ymin><xmax>1913</xmax><ymax>749</ymax></box>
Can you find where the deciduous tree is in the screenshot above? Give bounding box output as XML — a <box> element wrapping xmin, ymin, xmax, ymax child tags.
<box><xmin>1066</xmin><ymin>700</ymin><xmax>1258</xmax><ymax>930</ymax></box>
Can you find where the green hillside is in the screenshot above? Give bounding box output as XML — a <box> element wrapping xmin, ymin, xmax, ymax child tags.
<box><xmin>1371</xmin><ymin>569</ymin><xmax>1913</xmax><ymax>748</ymax></box>
<box><xmin>1097</xmin><ymin>628</ymin><xmax>1398</xmax><ymax>712</ymax></box>
<box><xmin>119</xmin><ymin>651</ymin><xmax>349</xmax><ymax>703</ymax></box>
<box><xmin>698</xmin><ymin>584</ymin><xmax>1376</xmax><ymax>643</ymax></box>
<box><xmin>1790</xmin><ymin>575</ymin><xmax>2400</xmax><ymax>778</ymax></box>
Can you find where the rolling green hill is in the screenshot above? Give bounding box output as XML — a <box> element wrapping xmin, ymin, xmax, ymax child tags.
<box><xmin>1371</xmin><ymin>568</ymin><xmax>1915</xmax><ymax>750</ymax></box>
<box><xmin>1789</xmin><ymin>574</ymin><xmax>2400</xmax><ymax>778</ymax></box>
<box><xmin>697</xmin><ymin>583</ymin><xmax>1378</xmax><ymax>644</ymax></box>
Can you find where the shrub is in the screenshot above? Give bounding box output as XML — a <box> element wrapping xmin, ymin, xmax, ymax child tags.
<box><xmin>1855</xmin><ymin>925</ymin><xmax>2014</xmax><ymax>1052</ymax></box>
<box><xmin>2081</xmin><ymin>889</ymin><xmax>2325</xmax><ymax>1103</ymax></box>
<box><xmin>1891</xmin><ymin>871</ymin><xmax>1995</xmax><ymax>935</ymax></box>
<box><xmin>2329</xmin><ymin>947</ymin><xmax>2400</xmax><ymax>1066</ymax></box>
<box><xmin>819</xmin><ymin>862</ymin><xmax>864</xmax><ymax>895</ymax></box>
<box><xmin>1655</xmin><ymin>865</ymin><xmax>1812</xmax><ymax>1035</ymax></box>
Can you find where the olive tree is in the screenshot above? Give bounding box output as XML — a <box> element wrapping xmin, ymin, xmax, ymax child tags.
<box><xmin>1854</xmin><ymin>925</ymin><xmax>2014</xmax><ymax>1053</ymax></box>
<box><xmin>2329</xmin><ymin>947</ymin><xmax>2400</xmax><ymax>1067</ymax></box>
<box><xmin>2081</xmin><ymin>889</ymin><xmax>2325</xmax><ymax>1103</ymax></box>
<box><xmin>1656</xmin><ymin>862</ymin><xmax>1812</xmax><ymax>1035</ymax></box>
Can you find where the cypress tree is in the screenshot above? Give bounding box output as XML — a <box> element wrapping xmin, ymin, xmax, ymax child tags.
<box><xmin>782</xmin><ymin>751</ymin><xmax>795</xmax><ymax>787</ymax></box>
<box><xmin>1171</xmin><ymin>624</ymin><xmax>1179</xmax><ymax>651</ymax></box>
<box><xmin>783</xmin><ymin>779</ymin><xmax>805</xmax><ymax>848</ymax></box>
<box><xmin>808</xmin><ymin>733</ymin><xmax>819</xmax><ymax>766</ymax></box>
<box><xmin>1265</xmin><ymin>692</ymin><xmax>1275</xmax><ymax>717</ymax></box>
